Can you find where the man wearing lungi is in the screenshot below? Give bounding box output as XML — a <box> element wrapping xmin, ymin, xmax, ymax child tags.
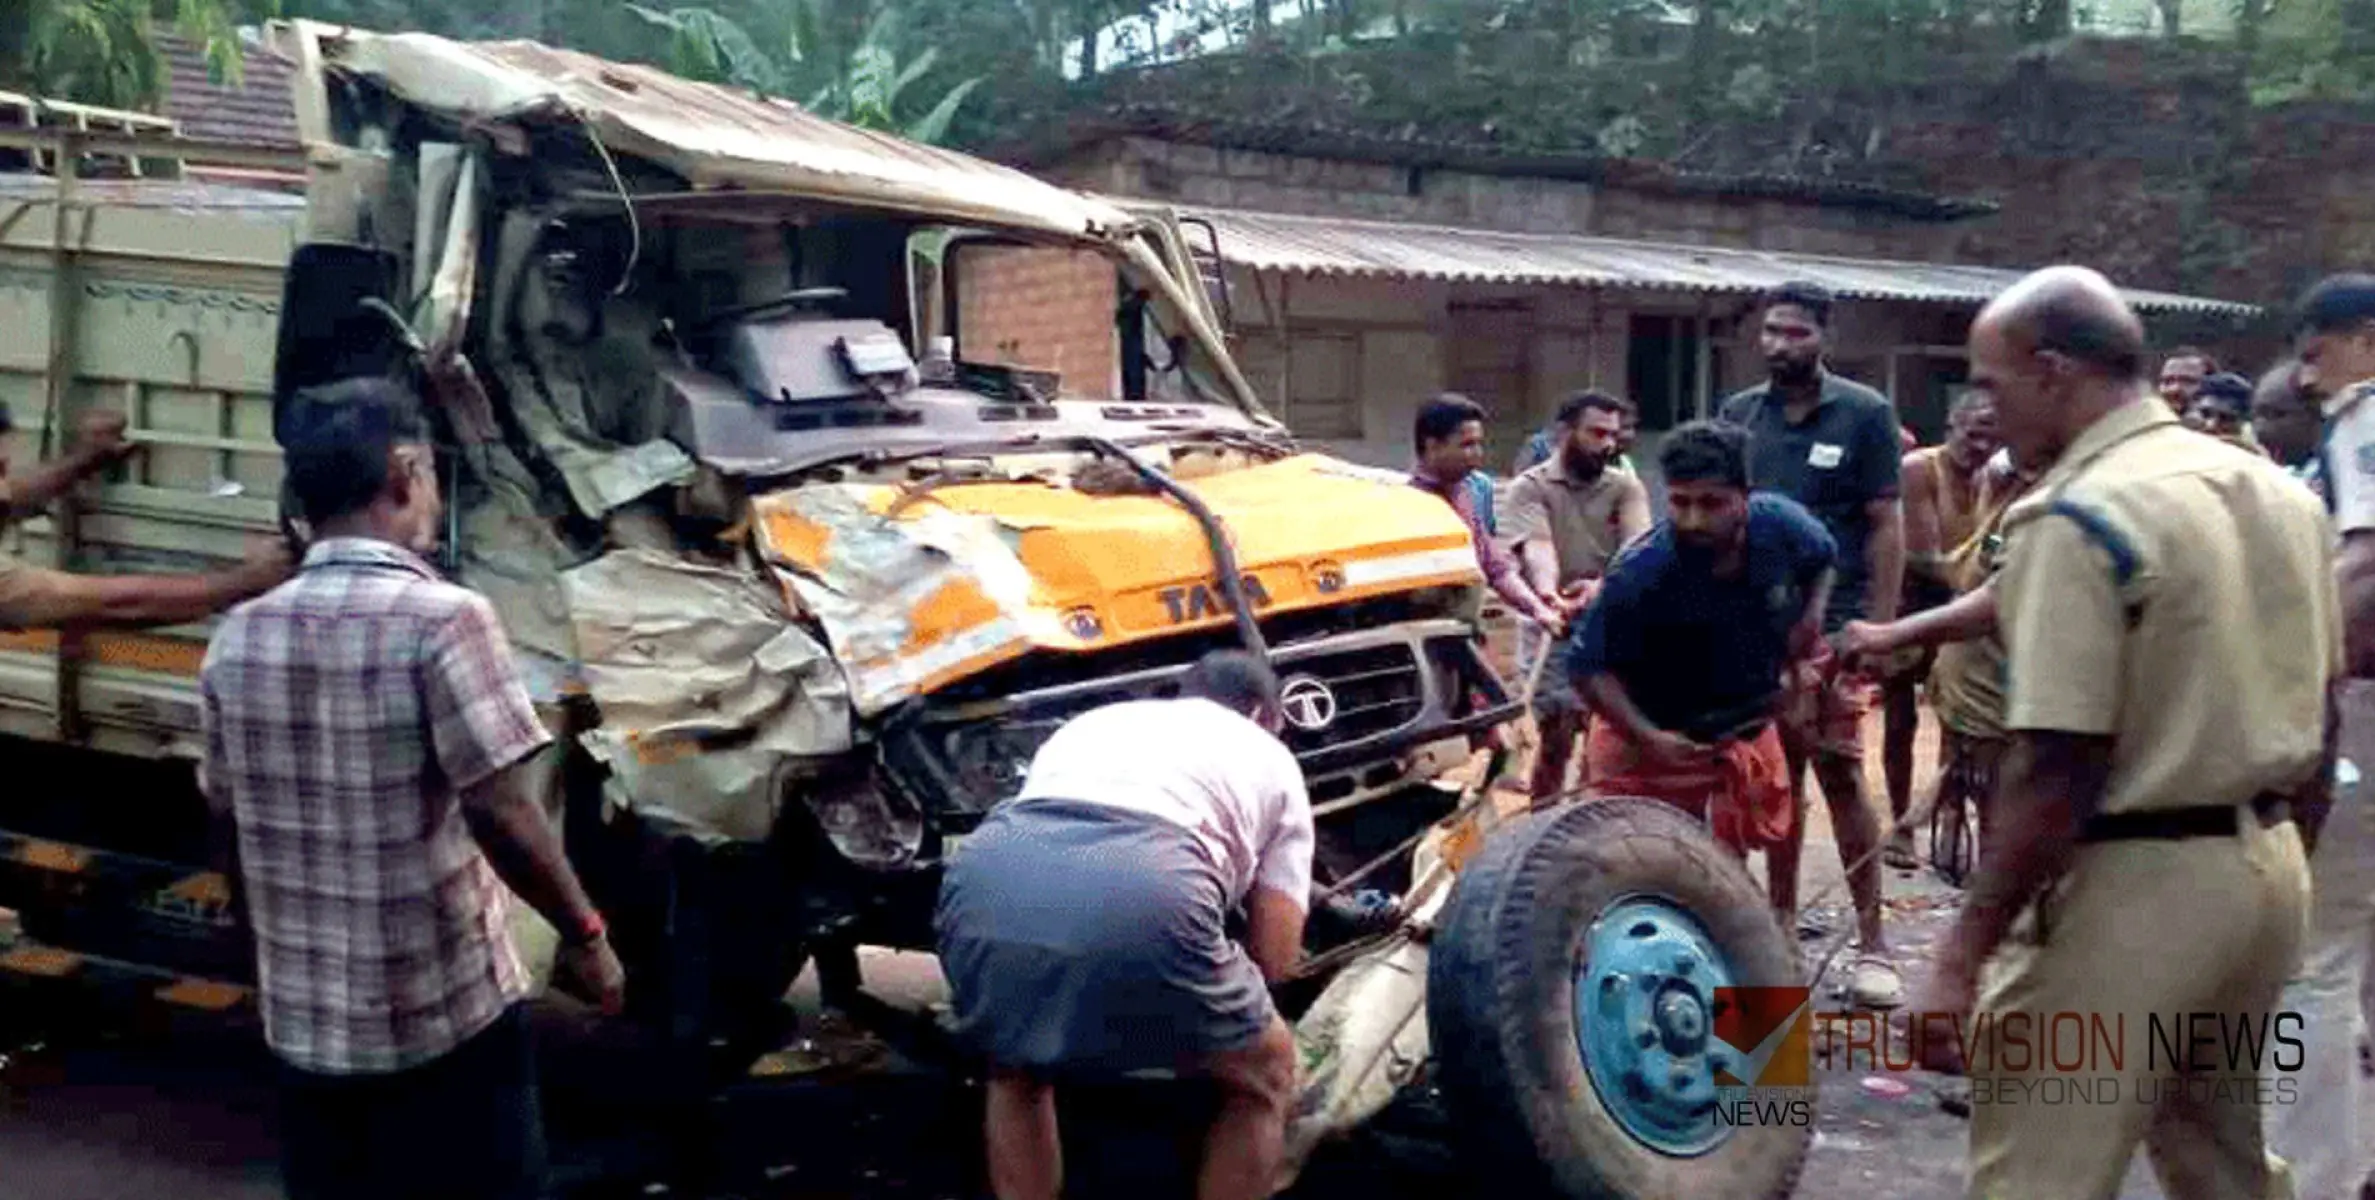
<box><xmin>935</xmin><ymin>650</ymin><xmax>1314</xmax><ymax>1200</ymax></box>
<box><xmin>1565</xmin><ymin>420</ymin><xmax>1835</xmax><ymax>863</ymax></box>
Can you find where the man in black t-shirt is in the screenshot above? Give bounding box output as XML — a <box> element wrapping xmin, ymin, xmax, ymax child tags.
<box><xmin>1568</xmin><ymin>422</ymin><xmax>1831</xmax><ymax>860</ymax></box>
<box><xmin>1718</xmin><ymin>281</ymin><xmax>1908</xmax><ymax>1010</ymax></box>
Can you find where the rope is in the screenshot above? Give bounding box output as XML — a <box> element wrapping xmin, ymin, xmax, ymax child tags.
<box><xmin>1502</xmin><ymin>616</ymin><xmax>1955</xmax><ymax>995</ymax></box>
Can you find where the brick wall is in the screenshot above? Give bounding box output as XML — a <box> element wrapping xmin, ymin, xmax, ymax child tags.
<box><xmin>953</xmin><ymin>245</ymin><xmax>1119</xmax><ymax>397</ymax></box>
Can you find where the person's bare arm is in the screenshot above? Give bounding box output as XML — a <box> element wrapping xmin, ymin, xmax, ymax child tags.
<box><xmin>1244</xmin><ymin>886</ymin><xmax>1307</xmax><ymax>983</ymax></box>
<box><xmin>4</xmin><ymin>411</ymin><xmax>136</xmax><ymax>520</ymax></box>
<box><xmin>1903</xmin><ymin>455</ymin><xmax>1950</xmax><ymax>589</ymax></box>
<box><xmin>0</xmin><ymin>539</ymin><xmax>290</xmax><ymax>631</ymax></box>
<box><xmin>1490</xmin><ymin>479</ymin><xmax>1563</xmax><ymax>626</ymax></box>
<box><xmin>1842</xmin><ymin>581</ymin><xmax>1998</xmax><ymax>661</ymax></box>
<box><xmin>1488</xmin><ymin>549</ymin><xmax>1562</xmax><ymax>629</ymax></box>
<box><xmin>1793</xmin><ymin>566</ymin><xmax>1836</xmax><ymax>662</ymax></box>
<box><xmin>461</xmin><ymin>764</ymin><xmax>624</xmax><ymax>1016</ymax></box>
<box><xmin>1864</xmin><ymin>494</ymin><xmax>1907</xmax><ymax>625</ymax></box>
<box><xmin>461</xmin><ymin>764</ymin><xmax>604</xmax><ymax>950</ymax></box>
<box><xmin>1584</xmin><ymin>671</ymin><xmax>1704</xmax><ymax>762</ymax></box>
<box><xmin>6</xmin><ymin>448</ymin><xmax>114</xmax><ymax>520</ymax></box>
<box><xmin>429</xmin><ymin>600</ymin><xmax>623</xmax><ymax>1013</ymax></box>
<box><xmin>1614</xmin><ymin>474</ymin><xmax>1652</xmax><ymax>549</ymax></box>
<box><xmin>1520</xmin><ymin>540</ymin><xmax>1560</xmax><ymax>599</ymax></box>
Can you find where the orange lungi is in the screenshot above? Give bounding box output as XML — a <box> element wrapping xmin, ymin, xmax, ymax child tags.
<box><xmin>1584</xmin><ymin>719</ymin><xmax>1796</xmax><ymax>857</ymax></box>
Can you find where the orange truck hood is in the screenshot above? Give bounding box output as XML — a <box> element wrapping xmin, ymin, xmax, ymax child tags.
<box><xmin>753</xmin><ymin>453</ymin><xmax>1483</xmax><ymax>714</ymax></box>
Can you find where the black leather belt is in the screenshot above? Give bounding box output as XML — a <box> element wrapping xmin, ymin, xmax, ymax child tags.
<box><xmin>2078</xmin><ymin>793</ymin><xmax>2292</xmax><ymax>844</ymax></box>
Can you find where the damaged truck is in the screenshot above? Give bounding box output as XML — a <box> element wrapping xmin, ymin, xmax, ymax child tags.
<box><xmin>0</xmin><ymin>23</ymin><xmax>1810</xmax><ymax>1199</ymax></box>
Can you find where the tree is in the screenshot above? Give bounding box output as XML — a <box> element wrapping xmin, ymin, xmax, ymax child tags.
<box><xmin>627</xmin><ymin>0</ymin><xmax>981</xmax><ymax>141</ymax></box>
<box><xmin>0</xmin><ymin>0</ymin><xmax>255</xmax><ymax>107</ymax></box>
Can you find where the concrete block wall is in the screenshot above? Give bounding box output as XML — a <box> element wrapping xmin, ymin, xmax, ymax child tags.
<box><xmin>1076</xmin><ymin>137</ymin><xmax>1959</xmax><ymax>262</ymax></box>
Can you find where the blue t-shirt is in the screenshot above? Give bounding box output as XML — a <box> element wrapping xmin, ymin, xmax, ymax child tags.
<box><xmin>1719</xmin><ymin>373</ymin><xmax>1902</xmax><ymax>633</ymax></box>
<box><xmin>1566</xmin><ymin>493</ymin><xmax>1838</xmax><ymax>742</ymax></box>
<box><xmin>1462</xmin><ymin>470</ymin><xmax>1498</xmax><ymax>536</ymax></box>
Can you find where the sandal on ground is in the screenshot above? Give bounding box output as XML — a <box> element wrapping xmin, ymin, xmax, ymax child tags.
<box><xmin>1882</xmin><ymin>832</ymin><xmax>1920</xmax><ymax>871</ymax></box>
<box><xmin>1848</xmin><ymin>952</ymin><xmax>1906</xmax><ymax>1010</ymax></box>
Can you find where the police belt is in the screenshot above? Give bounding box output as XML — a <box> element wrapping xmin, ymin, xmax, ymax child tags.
<box><xmin>2077</xmin><ymin>792</ymin><xmax>2292</xmax><ymax>844</ymax></box>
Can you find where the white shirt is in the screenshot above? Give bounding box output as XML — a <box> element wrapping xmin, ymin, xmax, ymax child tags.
<box><xmin>2326</xmin><ymin>383</ymin><xmax>2375</xmax><ymax>533</ymax></box>
<box><xmin>1017</xmin><ymin>697</ymin><xmax>1315</xmax><ymax>912</ymax></box>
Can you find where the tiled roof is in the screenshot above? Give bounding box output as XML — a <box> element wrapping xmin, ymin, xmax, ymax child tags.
<box><xmin>157</xmin><ymin>33</ymin><xmax>300</xmax><ymax>149</ymax></box>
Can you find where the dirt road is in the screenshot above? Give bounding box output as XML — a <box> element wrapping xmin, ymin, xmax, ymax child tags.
<box><xmin>0</xmin><ymin>711</ymin><xmax>2358</xmax><ymax>1199</ymax></box>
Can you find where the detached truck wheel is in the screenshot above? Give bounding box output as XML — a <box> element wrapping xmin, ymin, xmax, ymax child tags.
<box><xmin>1426</xmin><ymin>797</ymin><xmax>1811</xmax><ymax>1199</ymax></box>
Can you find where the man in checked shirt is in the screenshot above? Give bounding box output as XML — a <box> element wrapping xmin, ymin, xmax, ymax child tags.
<box><xmin>199</xmin><ymin>372</ymin><xmax>624</xmax><ymax>1200</ymax></box>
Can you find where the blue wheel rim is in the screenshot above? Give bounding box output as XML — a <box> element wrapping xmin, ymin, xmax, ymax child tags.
<box><xmin>1576</xmin><ymin>894</ymin><xmax>1738</xmax><ymax>1157</ymax></box>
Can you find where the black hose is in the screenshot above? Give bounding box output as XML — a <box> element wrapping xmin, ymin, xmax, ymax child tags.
<box><xmin>1078</xmin><ymin>436</ymin><xmax>1271</xmax><ymax>669</ymax></box>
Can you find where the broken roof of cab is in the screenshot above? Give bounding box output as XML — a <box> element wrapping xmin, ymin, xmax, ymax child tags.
<box><xmin>291</xmin><ymin>22</ymin><xmax>1140</xmax><ymax>243</ymax></box>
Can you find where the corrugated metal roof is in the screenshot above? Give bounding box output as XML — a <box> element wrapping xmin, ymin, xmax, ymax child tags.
<box><xmin>1185</xmin><ymin>205</ymin><xmax>2257</xmax><ymax>317</ymax></box>
<box><xmin>306</xmin><ymin>26</ymin><xmax>1139</xmax><ymax>243</ymax></box>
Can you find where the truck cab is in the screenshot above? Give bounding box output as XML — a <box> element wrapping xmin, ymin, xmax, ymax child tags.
<box><xmin>0</xmin><ymin>22</ymin><xmax>1519</xmax><ymax>1075</ymax></box>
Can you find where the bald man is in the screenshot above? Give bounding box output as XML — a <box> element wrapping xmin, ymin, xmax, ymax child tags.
<box><xmin>2251</xmin><ymin>359</ymin><xmax>2325</xmax><ymax>503</ymax></box>
<box><xmin>1915</xmin><ymin>267</ymin><xmax>2328</xmax><ymax>1200</ymax></box>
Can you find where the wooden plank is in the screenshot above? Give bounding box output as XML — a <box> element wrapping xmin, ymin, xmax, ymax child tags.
<box><xmin>44</xmin><ymin>143</ymin><xmax>84</xmax><ymax>743</ymax></box>
<box><xmin>0</xmin><ymin>126</ymin><xmax>311</xmax><ymax>174</ymax></box>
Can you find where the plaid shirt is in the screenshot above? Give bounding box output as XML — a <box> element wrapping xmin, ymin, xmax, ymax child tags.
<box><xmin>199</xmin><ymin>538</ymin><xmax>552</xmax><ymax>1075</ymax></box>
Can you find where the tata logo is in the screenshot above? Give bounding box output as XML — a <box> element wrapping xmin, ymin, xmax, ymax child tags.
<box><xmin>1158</xmin><ymin>574</ymin><xmax>1274</xmax><ymax>624</ymax></box>
<box><xmin>1278</xmin><ymin>675</ymin><xmax>1339</xmax><ymax>732</ymax></box>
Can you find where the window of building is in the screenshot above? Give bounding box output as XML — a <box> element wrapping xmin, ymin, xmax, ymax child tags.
<box><xmin>1627</xmin><ymin>314</ymin><xmax>1719</xmax><ymax>429</ymax></box>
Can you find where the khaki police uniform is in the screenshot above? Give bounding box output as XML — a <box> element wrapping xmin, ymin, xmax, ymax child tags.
<box><xmin>1974</xmin><ymin>399</ymin><xmax>2331</xmax><ymax>1200</ymax></box>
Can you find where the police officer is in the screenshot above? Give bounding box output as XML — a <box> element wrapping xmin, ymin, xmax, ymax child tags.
<box><xmin>2275</xmin><ymin>273</ymin><xmax>2375</xmax><ymax>1200</ymax></box>
<box><xmin>1917</xmin><ymin>267</ymin><xmax>2329</xmax><ymax>1200</ymax></box>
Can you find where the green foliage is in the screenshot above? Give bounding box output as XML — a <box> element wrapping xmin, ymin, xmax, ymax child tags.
<box><xmin>628</xmin><ymin>2</ymin><xmax>793</xmax><ymax>89</ymax></box>
<box><xmin>2244</xmin><ymin>0</ymin><xmax>2375</xmax><ymax>104</ymax></box>
<box><xmin>624</xmin><ymin>0</ymin><xmax>981</xmax><ymax>141</ymax></box>
<box><xmin>0</xmin><ymin>0</ymin><xmax>263</xmax><ymax>106</ymax></box>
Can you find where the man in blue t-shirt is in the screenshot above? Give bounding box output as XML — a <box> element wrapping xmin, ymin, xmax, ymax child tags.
<box><xmin>1717</xmin><ymin>280</ymin><xmax>1907</xmax><ymax>1009</ymax></box>
<box><xmin>1566</xmin><ymin>422</ymin><xmax>1832</xmax><ymax>859</ymax></box>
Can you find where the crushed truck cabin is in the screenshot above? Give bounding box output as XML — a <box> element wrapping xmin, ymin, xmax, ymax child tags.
<box><xmin>0</xmin><ymin>24</ymin><xmax>1813</xmax><ymax>1200</ymax></box>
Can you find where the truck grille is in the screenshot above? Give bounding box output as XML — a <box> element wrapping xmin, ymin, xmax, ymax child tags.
<box><xmin>1272</xmin><ymin>642</ymin><xmax>1426</xmax><ymax>756</ymax></box>
<box><xmin>885</xmin><ymin>622</ymin><xmax>1493</xmax><ymax>822</ymax></box>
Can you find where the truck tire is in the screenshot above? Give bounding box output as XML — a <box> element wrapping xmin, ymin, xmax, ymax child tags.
<box><xmin>1426</xmin><ymin>797</ymin><xmax>1811</xmax><ymax>1199</ymax></box>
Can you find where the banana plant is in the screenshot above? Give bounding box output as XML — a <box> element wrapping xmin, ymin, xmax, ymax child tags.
<box><xmin>625</xmin><ymin>0</ymin><xmax>981</xmax><ymax>143</ymax></box>
<box><xmin>0</xmin><ymin>0</ymin><xmax>255</xmax><ymax>107</ymax></box>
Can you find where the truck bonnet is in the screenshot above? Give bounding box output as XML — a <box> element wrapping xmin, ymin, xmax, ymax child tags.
<box><xmin>753</xmin><ymin>454</ymin><xmax>1485</xmax><ymax>714</ymax></box>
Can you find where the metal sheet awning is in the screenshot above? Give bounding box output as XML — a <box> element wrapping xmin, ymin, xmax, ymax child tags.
<box><xmin>1182</xmin><ymin>205</ymin><xmax>2257</xmax><ymax>318</ymax></box>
